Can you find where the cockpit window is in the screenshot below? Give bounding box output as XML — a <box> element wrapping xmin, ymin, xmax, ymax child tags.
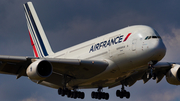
<box><xmin>145</xmin><ymin>36</ymin><xmax>161</xmax><ymax>40</ymax></box>
<box><xmin>152</xmin><ymin>36</ymin><xmax>157</xmax><ymax>38</ymax></box>
<box><xmin>145</xmin><ymin>36</ymin><xmax>149</xmax><ymax>40</ymax></box>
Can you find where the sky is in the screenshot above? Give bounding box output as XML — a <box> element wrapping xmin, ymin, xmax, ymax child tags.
<box><xmin>0</xmin><ymin>0</ymin><xmax>180</xmax><ymax>101</ymax></box>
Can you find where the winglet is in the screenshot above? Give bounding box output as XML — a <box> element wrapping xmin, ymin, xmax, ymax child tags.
<box><xmin>23</xmin><ymin>2</ymin><xmax>54</xmax><ymax>57</ymax></box>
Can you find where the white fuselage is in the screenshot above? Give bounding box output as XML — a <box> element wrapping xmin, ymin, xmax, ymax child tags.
<box><xmin>42</xmin><ymin>25</ymin><xmax>166</xmax><ymax>89</ymax></box>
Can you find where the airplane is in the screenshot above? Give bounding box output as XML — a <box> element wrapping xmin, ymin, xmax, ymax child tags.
<box><xmin>0</xmin><ymin>1</ymin><xmax>179</xmax><ymax>100</ymax></box>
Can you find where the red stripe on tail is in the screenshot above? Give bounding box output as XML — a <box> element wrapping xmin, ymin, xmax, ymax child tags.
<box><xmin>28</xmin><ymin>30</ymin><xmax>39</xmax><ymax>57</ymax></box>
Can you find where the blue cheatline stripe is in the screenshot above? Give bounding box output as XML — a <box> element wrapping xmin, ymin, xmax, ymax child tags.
<box><xmin>25</xmin><ymin>3</ymin><xmax>48</xmax><ymax>57</ymax></box>
<box><xmin>24</xmin><ymin>6</ymin><xmax>43</xmax><ymax>57</ymax></box>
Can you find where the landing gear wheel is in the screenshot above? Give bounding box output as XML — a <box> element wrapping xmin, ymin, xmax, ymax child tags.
<box><xmin>119</xmin><ymin>92</ymin><xmax>123</xmax><ymax>98</ymax></box>
<box><xmin>101</xmin><ymin>92</ymin><xmax>105</xmax><ymax>99</ymax></box>
<box><xmin>104</xmin><ymin>93</ymin><xmax>109</xmax><ymax>100</ymax></box>
<box><xmin>94</xmin><ymin>92</ymin><xmax>97</xmax><ymax>99</ymax></box>
<box><xmin>91</xmin><ymin>91</ymin><xmax>95</xmax><ymax>98</ymax></box>
<box><xmin>71</xmin><ymin>92</ymin><xmax>74</xmax><ymax>98</ymax></box>
<box><xmin>116</xmin><ymin>90</ymin><xmax>120</xmax><ymax>96</ymax></box>
<box><xmin>58</xmin><ymin>88</ymin><xmax>62</xmax><ymax>95</ymax></box>
<box><xmin>80</xmin><ymin>92</ymin><xmax>85</xmax><ymax>99</ymax></box>
<box><xmin>66</xmin><ymin>90</ymin><xmax>71</xmax><ymax>98</ymax></box>
<box><xmin>125</xmin><ymin>91</ymin><xmax>130</xmax><ymax>99</ymax></box>
<box><xmin>61</xmin><ymin>89</ymin><xmax>66</xmax><ymax>96</ymax></box>
<box><xmin>72</xmin><ymin>91</ymin><xmax>77</xmax><ymax>99</ymax></box>
<box><xmin>77</xmin><ymin>92</ymin><xmax>81</xmax><ymax>98</ymax></box>
<box><xmin>97</xmin><ymin>92</ymin><xmax>102</xmax><ymax>100</ymax></box>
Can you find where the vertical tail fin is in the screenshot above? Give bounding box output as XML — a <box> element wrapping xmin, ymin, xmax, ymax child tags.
<box><xmin>23</xmin><ymin>2</ymin><xmax>54</xmax><ymax>57</ymax></box>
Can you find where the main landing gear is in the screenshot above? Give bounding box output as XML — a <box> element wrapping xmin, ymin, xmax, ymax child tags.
<box><xmin>58</xmin><ymin>74</ymin><xmax>85</xmax><ymax>99</ymax></box>
<box><xmin>58</xmin><ymin>88</ymin><xmax>85</xmax><ymax>99</ymax></box>
<box><xmin>91</xmin><ymin>87</ymin><xmax>109</xmax><ymax>100</ymax></box>
<box><xmin>116</xmin><ymin>84</ymin><xmax>130</xmax><ymax>99</ymax></box>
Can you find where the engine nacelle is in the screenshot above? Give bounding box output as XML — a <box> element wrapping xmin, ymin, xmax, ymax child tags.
<box><xmin>26</xmin><ymin>60</ymin><xmax>53</xmax><ymax>80</ymax></box>
<box><xmin>166</xmin><ymin>64</ymin><xmax>180</xmax><ymax>85</ymax></box>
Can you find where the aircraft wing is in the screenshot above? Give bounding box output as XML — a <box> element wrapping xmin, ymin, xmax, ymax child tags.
<box><xmin>0</xmin><ymin>55</ymin><xmax>30</xmax><ymax>78</ymax></box>
<box><xmin>0</xmin><ymin>55</ymin><xmax>108</xmax><ymax>80</ymax></box>
<box><xmin>136</xmin><ymin>62</ymin><xmax>171</xmax><ymax>84</ymax></box>
<box><xmin>108</xmin><ymin>62</ymin><xmax>172</xmax><ymax>88</ymax></box>
<box><xmin>43</xmin><ymin>58</ymin><xmax>108</xmax><ymax>79</ymax></box>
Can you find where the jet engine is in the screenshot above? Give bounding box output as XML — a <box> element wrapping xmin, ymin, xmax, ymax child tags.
<box><xmin>166</xmin><ymin>64</ymin><xmax>180</xmax><ymax>85</ymax></box>
<box><xmin>26</xmin><ymin>60</ymin><xmax>53</xmax><ymax>80</ymax></box>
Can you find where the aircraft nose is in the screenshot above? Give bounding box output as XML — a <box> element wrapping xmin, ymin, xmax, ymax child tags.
<box><xmin>149</xmin><ymin>39</ymin><xmax>166</xmax><ymax>61</ymax></box>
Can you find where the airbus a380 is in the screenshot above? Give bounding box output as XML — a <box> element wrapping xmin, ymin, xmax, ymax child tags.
<box><xmin>0</xmin><ymin>1</ymin><xmax>179</xmax><ymax>100</ymax></box>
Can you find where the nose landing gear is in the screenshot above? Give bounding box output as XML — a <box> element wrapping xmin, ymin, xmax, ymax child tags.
<box><xmin>147</xmin><ymin>61</ymin><xmax>157</xmax><ymax>80</ymax></box>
